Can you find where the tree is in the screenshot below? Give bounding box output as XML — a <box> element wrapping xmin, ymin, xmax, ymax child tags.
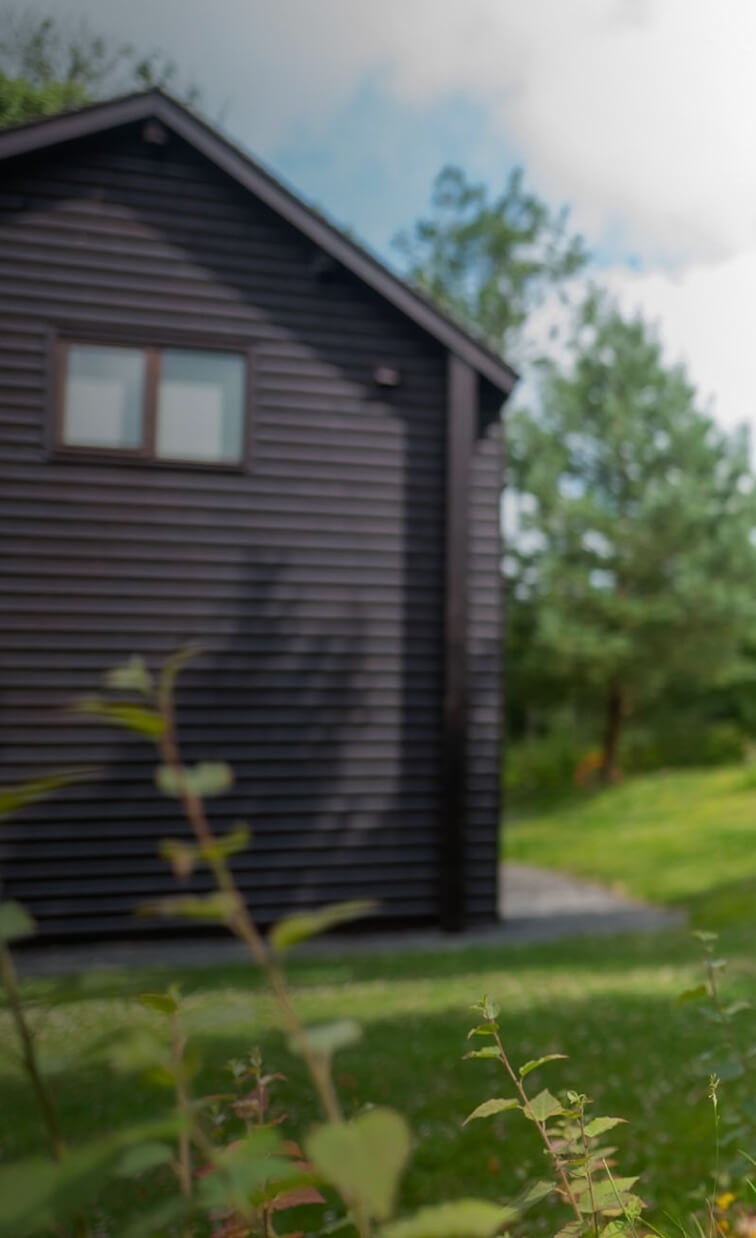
<box><xmin>506</xmin><ymin>292</ymin><xmax>756</xmax><ymax>781</ymax></box>
<box><xmin>0</xmin><ymin>71</ymin><xmax>86</xmax><ymax>126</ymax></box>
<box><xmin>0</xmin><ymin>12</ymin><xmax>195</xmax><ymax>127</ymax></box>
<box><xmin>394</xmin><ymin>165</ymin><xmax>588</xmax><ymax>363</ymax></box>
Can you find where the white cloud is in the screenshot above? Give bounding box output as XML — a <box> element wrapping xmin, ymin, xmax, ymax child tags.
<box><xmin>604</xmin><ymin>253</ymin><xmax>756</xmax><ymax>434</ymax></box>
<box><xmin>47</xmin><ymin>0</ymin><xmax>756</xmax><ymax>260</ymax></box>
<box><xmin>40</xmin><ymin>0</ymin><xmax>756</xmax><ymax>434</ymax></box>
<box><xmin>373</xmin><ymin>0</ymin><xmax>756</xmax><ymax>264</ymax></box>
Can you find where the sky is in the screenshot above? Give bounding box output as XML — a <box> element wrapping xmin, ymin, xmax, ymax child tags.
<box><xmin>41</xmin><ymin>0</ymin><xmax>756</xmax><ymax>434</ymax></box>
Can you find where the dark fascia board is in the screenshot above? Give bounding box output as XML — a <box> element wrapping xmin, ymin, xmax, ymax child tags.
<box><xmin>0</xmin><ymin>89</ymin><xmax>518</xmax><ymax>397</ymax></box>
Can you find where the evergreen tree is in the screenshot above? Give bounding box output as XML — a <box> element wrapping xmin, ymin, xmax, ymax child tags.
<box><xmin>507</xmin><ymin>293</ymin><xmax>756</xmax><ymax>780</ymax></box>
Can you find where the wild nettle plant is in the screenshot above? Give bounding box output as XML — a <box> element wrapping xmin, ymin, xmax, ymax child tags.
<box><xmin>0</xmin><ymin>648</ymin><xmax>752</xmax><ymax>1238</ymax></box>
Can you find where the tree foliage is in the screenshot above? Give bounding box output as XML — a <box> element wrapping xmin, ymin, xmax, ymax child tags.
<box><xmin>507</xmin><ymin>293</ymin><xmax>756</xmax><ymax>778</ymax></box>
<box><xmin>395</xmin><ymin>165</ymin><xmax>588</xmax><ymax>362</ymax></box>
<box><xmin>0</xmin><ymin>11</ymin><xmax>196</xmax><ymax>127</ymax></box>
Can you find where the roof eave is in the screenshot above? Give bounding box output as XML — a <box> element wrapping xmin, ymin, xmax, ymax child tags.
<box><xmin>0</xmin><ymin>88</ymin><xmax>518</xmax><ymax>398</ymax></box>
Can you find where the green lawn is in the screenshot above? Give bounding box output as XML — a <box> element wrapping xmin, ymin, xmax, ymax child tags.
<box><xmin>1</xmin><ymin>926</ymin><xmax>754</xmax><ymax>1235</ymax></box>
<box><xmin>505</xmin><ymin>764</ymin><xmax>756</xmax><ymax>925</ymax></box>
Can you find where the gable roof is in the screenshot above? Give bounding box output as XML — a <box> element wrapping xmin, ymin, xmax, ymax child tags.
<box><xmin>0</xmin><ymin>89</ymin><xmax>517</xmax><ymax>397</ymax></box>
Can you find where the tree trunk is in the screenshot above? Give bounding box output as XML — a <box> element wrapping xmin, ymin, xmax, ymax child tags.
<box><xmin>600</xmin><ymin>682</ymin><xmax>624</xmax><ymax>784</ymax></box>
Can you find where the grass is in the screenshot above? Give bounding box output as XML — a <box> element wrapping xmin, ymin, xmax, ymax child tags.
<box><xmin>1</xmin><ymin>925</ymin><xmax>754</xmax><ymax>1235</ymax></box>
<box><xmin>2</xmin><ymin>762</ymin><xmax>754</xmax><ymax>1233</ymax></box>
<box><xmin>504</xmin><ymin>763</ymin><xmax>756</xmax><ymax>925</ymax></box>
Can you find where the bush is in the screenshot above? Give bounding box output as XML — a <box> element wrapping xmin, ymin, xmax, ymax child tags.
<box><xmin>504</xmin><ymin>733</ymin><xmax>592</xmax><ymax>799</ymax></box>
<box><xmin>505</xmin><ymin>718</ymin><xmax>748</xmax><ymax>806</ymax></box>
<box><xmin>620</xmin><ymin>719</ymin><xmax>747</xmax><ymax>774</ymax></box>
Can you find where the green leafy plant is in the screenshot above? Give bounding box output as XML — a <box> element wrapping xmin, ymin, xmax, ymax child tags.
<box><xmin>0</xmin><ymin>651</ymin><xmax>753</xmax><ymax>1238</ymax></box>
<box><xmin>677</xmin><ymin>931</ymin><xmax>754</xmax><ymax>1209</ymax></box>
<box><xmin>464</xmin><ymin>997</ymin><xmax>641</xmax><ymax>1238</ymax></box>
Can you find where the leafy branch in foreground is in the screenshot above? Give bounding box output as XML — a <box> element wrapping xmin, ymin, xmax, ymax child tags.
<box><xmin>464</xmin><ymin>997</ymin><xmax>638</xmax><ymax>1238</ymax></box>
<box><xmin>62</xmin><ymin>649</ymin><xmax>532</xmax><ymax>1238</ymax></box>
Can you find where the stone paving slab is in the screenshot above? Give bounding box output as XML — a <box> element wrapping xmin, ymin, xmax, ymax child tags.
<box><xmin>16</xmin><ymin>863</ymin><xmax>686</xmax><ymax>977</ymax></box>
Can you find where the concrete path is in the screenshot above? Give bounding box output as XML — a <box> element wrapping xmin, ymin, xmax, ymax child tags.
<box><xmin>499</xmin><ymin>862</ymin><xmax>684</xmax><ymax>939</ymax></box>
<box><xmin>16</xmin><ymin>863</ymin><xmax>685</xmax><ymax>977</ymax></box>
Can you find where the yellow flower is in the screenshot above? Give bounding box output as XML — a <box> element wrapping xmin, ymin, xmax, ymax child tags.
<box><xmin>717</xmin><ymin>1194</ymin><xmax>736</xmax><ymax>1211</ymax></box>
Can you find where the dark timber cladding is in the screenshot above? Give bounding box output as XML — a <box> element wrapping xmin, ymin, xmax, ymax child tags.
<box><xmin>0</xmin><ymin>90</ymin><xmax>516</xmax><ymax>939</ymax></box>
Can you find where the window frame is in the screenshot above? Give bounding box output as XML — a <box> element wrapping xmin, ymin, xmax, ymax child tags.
<box><xmin>50</xmin><ymin>327</ymin><xmax>254</xmax><ymax>472</ymax></box>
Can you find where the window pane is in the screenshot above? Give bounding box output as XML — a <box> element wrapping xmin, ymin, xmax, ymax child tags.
<box><xmin>156</xmin><ymin>349</ymin><xmax>245</xmax><ymax>463</ymax></box>
<box><xmin>63</xmin><ymin>345</ymin><xmax>145</xmax><ymax>449</ymax></box>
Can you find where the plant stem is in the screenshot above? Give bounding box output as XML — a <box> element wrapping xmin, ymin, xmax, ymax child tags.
<box><xmin>158</xmin><ymin>693</ymin><xmax>343</xmax><ymax>1125</ymax></box>
<box><xmin>491</xmin><ymin>1026</ymin><xmax>582</xmax><ymax>1223</ymax></box>
<box><xmin>0</xmin><ymin>944</ymin><xmax>65</xmax><ymax>1163</ymax></box>
<box><xmin>704</xmin><ymin>956</ymin><xmax>748</xmax><ymax>1078</ymax></box>
<box><xmin>577</xmin><ymin>1106</ymin><xmax>599</xmax><ymax>1238</ymax></box>
<box><xmin>708</xmin><ymin>1080</ymin><xmax>720</xmax><ymax>1238</ymax></box>
<box><xmin>603</xmin><ymin>1161</ymin><xmax>641</xmax><ymax>1238</ymax></box>
<box><xmin>170</xmin><ymin>1012</ymin><xmax>193</xmax><ymax>1203</ymax></box>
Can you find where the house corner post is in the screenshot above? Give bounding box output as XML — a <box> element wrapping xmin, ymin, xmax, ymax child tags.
<box><xmin>439</xmin><ymin>354</ymin><xmax>476</xmax><ymax>931</ymax></box>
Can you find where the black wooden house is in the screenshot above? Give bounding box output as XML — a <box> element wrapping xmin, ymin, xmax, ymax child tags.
<box><xmin>0</xmin><ymin>90</ymin><xmax>516</xmax><ymax>940</ymax></box>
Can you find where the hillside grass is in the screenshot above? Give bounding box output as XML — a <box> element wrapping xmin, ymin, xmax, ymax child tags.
<box><xmin>504</xmin><ymin>763</ymin><xmax>756</xmax><ymax>925</ymax></box>
<box><xmin>1</xmin><ymin>926</ymin><xmax>754</xmax><ymax>1234</ymax></box>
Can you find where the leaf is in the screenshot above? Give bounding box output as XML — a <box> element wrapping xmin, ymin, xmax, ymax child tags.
<box><xmin>155</xmin><ymin>761</ymin><xmax>233</xmax><ymax>799</ymax></box>
<box><xmin>583</xmin><ymin>1117</ymin><xmax>627</xmax><ymax>1139</ymax></box>
<box><xmin>104</xmin><ymin>655</ymin><xmax>154</xmax><ymax>698</ymax></box>
<box><xmin>0</xmin><ymin>1117</ymin><xmax>183</xmax><ymax>1238</ymax></box>
<box><xmin>270</xmin><ymin>899</ymin><xmax>377</xmax><ymax>951</ymax></box>
<box><xmin>108</xmin><ymin>1030</ymin><xmax>169</xmax><ymax>1074</ymax></box>
<box><xmin>722</xmin><ymin>1000</ymin><xmax>751</xmax><ymax>1018</ymax></box>
<box><xmin>0</xmin><ymin>769</ymin><xmax>94</xmax><ymax>820</ymax></box>
<box><xmin>197</xmin><ymin>1129</ymin><xmax>292</xmax><ymax>1212</ymax></box>
<box><xmin>293</xmin><ymin>1020</ymin><xmax>362</xmax><ymax>1059</ymax></box>
<box><xmin>114</xmin><ymin>1141</ymin><xmax>174</xmax><ymax>1177</ymax></box>
<box><xmin>159</xmin><ymin>644</ymin><xmax>201</xmax><ymax>707</ymax></box>
<box><xmin>519</xmin><ymin>1054</ymin><xmax>567</xmax><ymax>1077</ymax></box>
<box><xmin>523</xmin><ymin>1089</ymin><xmax>563</xmax><ymax>1123</ymax></box>
<box><xmin>136</xmin><ymin>892</ymin><xmax>239</xmax><ymax>922</ymax></box>
<box><xmin>552</xmin><ymin>1222</ymin><xmax>585</xmax><ymax>1238</ymax></box>
<box><xmin>158</xmin><ymin>839</ymin><xmax>198</xmax><ymax>880</ymax></box>
<box><xmin>511</xmin><ymin>1179</ymin><xmax>555</xmax><ymax>1211</ymax></box>
<box><xmin>463</xmin><ymin>1046</ymin><xmax>500</xmax><ymax>1060</ymax></box>
<box><xmin>471</xmin><ymin>996</ymin><xmax>500</xmax><ymax>1021</ymax></box>
<box><xmin>271</xmin><ymin>1181</ymin><xmax>327</xmax><ymax>1210</ymax></box>
<box><xmin>463</xmin><ymin>1097</ymin><xmax>521</xmax><ymax>1125</ymax></box>
<box><xmin>574</xmin><ymin>1177</ymin><xmax>638</xmax><ymax>1213</ymax></box>
<box><xmin>201</xmin><ymin>823</ymin><xmax>251</xmax><ymax>861</ymax></box>
<box><xmin>467</xmin><ymin>1023</ymin><xmax>498</xmax><ymax>1039</ymax></box>
<box><xmin>306</xmin><ymin>1107</ymin><xmax>410</xmax><ymax>1221</ymax></box>
<box><xmin>599</xmin><ymin>1223</ymin><xmax>634</xmax><ymax>1238</ymax></box>
<box><xmin>380</xmin><ymin>1199</ymin><xmax>516</xmax><ymax>1238</ymax></box>
<box><xmin>676</xmin><ymin>985</ymin><xmax>709</xmax><ymax>1005</ymax></box>
<box><xmin>74</xmin><ymin>697</ymin><xmax>165</xmax><ymax>739</ymax></box>
<box><xmin>138</xmin><ymin>992</ymin><xmax>178</xmax><ymax>1016</ymax></box>
<box><xmin>0</xmin><ymin>900</ymin><xmax>35</xmax><ymax>944</ymax></box>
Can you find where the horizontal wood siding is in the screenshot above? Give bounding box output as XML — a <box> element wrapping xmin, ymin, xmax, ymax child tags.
<box><xmin>0</xmin><ymin>125</ymin><xmax>446</xmax><ymax>938</ymax></box>
<box><xmin>0</xmin><ymin>121</ymin><xmax>502</xmax><ymax>937</ymax></box>
<box><xmin>464</xmin><ymin>397</ymin><xmax>503</xmax><ymax>925</ymax></box>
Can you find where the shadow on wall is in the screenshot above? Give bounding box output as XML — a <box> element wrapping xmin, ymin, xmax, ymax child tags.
<box><xmin>0</xmin><ymin>128</ymin><xmax>499</xmax><ymax>937</ymax></box>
